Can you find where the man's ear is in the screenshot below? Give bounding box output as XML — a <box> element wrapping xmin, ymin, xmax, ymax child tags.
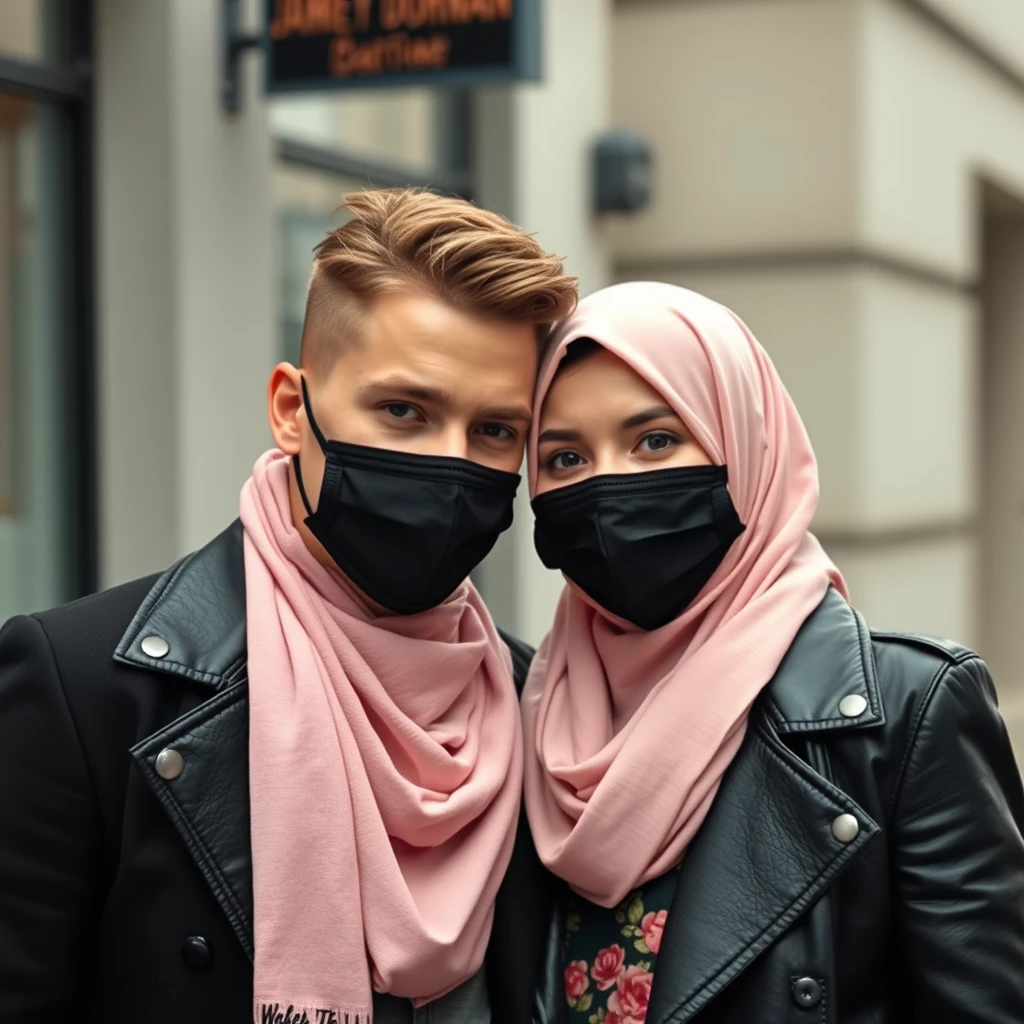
<box><xmin>267</xmin><ymin>363</ymin><xmax>304</xmax><ymax>455</ymax></box>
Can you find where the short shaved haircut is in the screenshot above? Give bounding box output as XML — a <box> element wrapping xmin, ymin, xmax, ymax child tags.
<box><xmin>300</xmin><ymin>188</ymin><xmax>579</xmax><ymax>378</ymax></box>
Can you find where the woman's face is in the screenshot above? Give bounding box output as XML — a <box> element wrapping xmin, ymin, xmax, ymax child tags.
<box><xmin>535</xmin><ymin>346</ymin><xmax>712</xmax><ymax>495</ymax></box>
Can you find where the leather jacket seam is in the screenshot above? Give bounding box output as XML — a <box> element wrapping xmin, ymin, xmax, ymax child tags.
<box><xmin>763</xmin><ymin>693</ymin><xmax>788</xmax><ymax>729</ymax></box>
<box><xmin>884</xmin><ymin>655</ymin><xmax>980</xmax><ymax>822</ymax></box>
<box><xmin>135</xmin><ymin>660</ymin><xmax>228</xmax><ymax>687</ymax></box>
<box><xmin>870</xmin><ymin>630</ymin><xmax>977</xmax><ymax>665</ymax></box>
<box><xmin>776</xmin><ymin>715</ymin><xmax>872</xmax><ymax>728</ymax></box>
<box><xmin>222</xmin><ymin>654</ymin><xmax>248</xmax><ymax>685</ymax></box>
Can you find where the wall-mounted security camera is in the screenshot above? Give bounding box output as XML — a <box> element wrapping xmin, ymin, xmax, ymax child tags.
<box><xmin>592</xmin><ymin>129</ymin><xmax>653</xmax><ymax>214</ymax></box>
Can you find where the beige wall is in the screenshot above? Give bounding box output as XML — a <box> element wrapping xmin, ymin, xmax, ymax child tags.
<box><xmin>611</xmin><ymin>0</ymin><xmax>1024</xmax><ymax>754</ymax></box>
<box><xmin>981</xmin><ymin>214</ymin><xmax>1024</xmax><ymax>757</ymax></box>
<box><xmin>611</xmin><ymin>0</ymin><xmax>862</xmax><ymax>262</ymax></box>
<box><xmin>916</xmin><ymin>0</ymin><xmax>1024</xmax><ymax>81</ymax></box>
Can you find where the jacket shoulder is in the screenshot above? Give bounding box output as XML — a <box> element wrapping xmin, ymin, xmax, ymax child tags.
<box><xmin>869</xmin><ymin>626</ymin><xmax>977</xmax><ymax>667</ymax></box>
<box><xmin>17</xmin><ymin>571</ymin><xmax>165</xmax><ymax>668</ymax></box>
<box><xmin>869</xmin><ymin>624</ymin><xmax>983</xmax><ymax>690</ymax></box>
<box><xmin>867</xmin><ymin>624</ymin><xmax>996</xmax><ymax>728</ymax></box>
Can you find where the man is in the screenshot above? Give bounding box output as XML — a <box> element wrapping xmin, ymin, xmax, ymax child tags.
<box><xmin>0</xmin><ymin>188</ymin><xmax>578</xmax><ymax>1023</ymax></box>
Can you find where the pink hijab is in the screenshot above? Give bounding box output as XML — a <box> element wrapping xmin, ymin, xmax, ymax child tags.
<box><xmin>240</xmin><ymin>452</ymin><xmax>523</xmax><ymax>1023</ymax></box>
<box><xmin>522</xmin><ymin>282</ymin><xmax>847</xmax><ymax>907</ymax></box>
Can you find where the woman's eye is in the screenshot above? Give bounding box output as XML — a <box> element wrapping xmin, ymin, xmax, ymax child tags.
<box><xmin>384</xmin><ymin>403</ymin><xmax>418</xmax><ymax>420</ymax></box>
<box><xmin>478</xmin><ymin>423</ymin><xmax>514</xmax><ymax>440</ymax></box>
<box><xmin>638</xmin><ymin>432</ymin><xmax>678</xmax><ymax>453</ymax></box>
<box><xmin>547</xmin><ymin>451</ymin><xmax>584</xmax><ymax>470</ymax></box>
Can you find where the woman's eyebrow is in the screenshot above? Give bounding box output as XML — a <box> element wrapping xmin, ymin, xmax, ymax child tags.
<box><xmin>620</xmin><ymin>405</ymin><xmax>677</xmax><ymax>430</ymax></box>
<box><xmin>537</xmin><ymin>427</ymin><xmax>582</xmax><ymax>444</ymax></box>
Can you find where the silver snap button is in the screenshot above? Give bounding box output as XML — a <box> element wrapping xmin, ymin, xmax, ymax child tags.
<box><xmin>838</xmin><ymin>694</ymin><xmax>868</xmax><ymax>718</ymax></box>
<box><xmin>155</xmin><ymin>748</ymin><xmax>185</xmax><ymax>781</ymax></box>
<box><xmin>831</xmin><ymin>813</ymin><xmax>859</xmax><ymax>843</ymax></box>
<box><xmin>791</xmin><ymin>976</ymin><xmax>822</xmax><ymax>1008</ymax></box>
<box><xmin>141</xmin><ymin>635</ymin><xmax>170</xmax><ymax>659</ymax></box>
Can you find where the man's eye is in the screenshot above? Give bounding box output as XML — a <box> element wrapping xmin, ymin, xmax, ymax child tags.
<box><xmin>384</xmin><ymin>403</ymin><xmax>417</xmax><ymax>420</ymax></box>
<box><xmin>478</xmin><ymin>423</ymin><xmax>514</xmax><ymax>440</ymax></box>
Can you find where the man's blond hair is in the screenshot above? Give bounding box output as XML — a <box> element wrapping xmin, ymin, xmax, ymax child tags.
<box><xmin>301</xmin><ymin>188</ymin><xmax>578</xmax><ymax>375</ymax></box>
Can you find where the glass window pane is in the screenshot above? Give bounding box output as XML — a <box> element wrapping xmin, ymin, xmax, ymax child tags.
<box><xmin>0</xmin><ymin>93</ymin><xmax>74</xmax><ymax>619</ymax></box>
<box><xmin>269</xmin><ymin>89</ymin><xmax>443</xmax><ymax>173</ymax></box>
<box><xmin>0</xmin><ymin>0</ymin><xmax>72</xmax><ymax>64</ymax></box>
<box><xmin>273</xmin><ymin>164</ymin><xmax>366</xmax><ymax>367</ymax></box>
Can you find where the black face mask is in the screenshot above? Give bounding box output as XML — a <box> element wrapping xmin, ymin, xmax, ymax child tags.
<box><xmin>532</xmin><ymin>465</ymin><xmax>745</xmax><ymax>631</ymax></box>
<box><xmin>294</xmin><ymin>379</ymin><xmax>521</xmax><ymax>614</ymax></box>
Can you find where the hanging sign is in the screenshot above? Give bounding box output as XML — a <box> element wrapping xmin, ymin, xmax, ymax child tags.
<box><xmin>265</xmin><ymin>0</ymin><xmax>541</xmax><ymax>92</ymax></box>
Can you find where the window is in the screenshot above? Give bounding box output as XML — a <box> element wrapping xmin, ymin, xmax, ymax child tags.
<box><xmin>269</xmin><ymin>88</ymin><xmax>472</xmax><ymax>365</ymax></box>
<box><xmin>0</xmin><ymin>1</ymin><xmax>93</xmax><ymax>619</ymax></box>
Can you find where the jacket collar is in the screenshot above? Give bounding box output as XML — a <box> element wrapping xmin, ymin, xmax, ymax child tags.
<box><xmin>115</xmin><ymin>519</ymin><xmax>248</xmax><ymax>688</ymax></box>
<box><xmin>762</xmin><ymin>586</ymin><xmax>884</xmax><ymax>734</ymax></box>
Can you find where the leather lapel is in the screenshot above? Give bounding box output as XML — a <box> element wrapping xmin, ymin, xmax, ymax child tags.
<box><xmin>647</xmin><ymin>716</ymin><xmax>879</xmax><ymax>1024</ymax></box>
<box><xmin>119</xmin><ymin>521</ymin><xmax>256</xmax><ymax>960</ymax></box>
<box><xmin>131</xmin><ymin>680</ymin><xmax>255</xmax><ymax>962</ymax></box>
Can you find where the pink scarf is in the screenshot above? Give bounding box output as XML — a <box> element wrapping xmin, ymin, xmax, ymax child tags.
<box><xmin>522</xmin><ymin>282</ymin><xmax>847</xmax><ymax>907</ymax></box>
<box><xmin>240</xmin><ymin>451</ymin><xmax>523</xmax><ymax>1023</ymax></box>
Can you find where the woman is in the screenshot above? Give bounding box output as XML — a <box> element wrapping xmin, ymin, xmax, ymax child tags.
<box><xmin>521</xmin><ymin>281</ymin><xmax>1024</xmax><ymax>1024</ymax></box>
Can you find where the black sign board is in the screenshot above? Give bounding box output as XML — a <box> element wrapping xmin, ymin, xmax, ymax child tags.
<box><xmin>264</xmin><ymin>0</ymin><xmax>541</xmax><ymax>93</ymax></box>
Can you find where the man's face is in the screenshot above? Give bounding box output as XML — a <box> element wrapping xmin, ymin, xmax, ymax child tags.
<box><xmin>303</xmin><ymin>290</ymin><xmax>537</xmax><ymax>470</ymax></box>
<box><xmin>268</xmin><ymin>290</ymin><xmax>539</xmax><ymax>585</ymax></box>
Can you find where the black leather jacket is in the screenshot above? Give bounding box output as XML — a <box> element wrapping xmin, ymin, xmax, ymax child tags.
<box><xmin>533</xmin><ymin>587</ymin><xmax>1024</xmax><ymax>1024</ymax></box>
<box><xmin>0</xmin><ymin>522</ymin><xmax>549</xmax><ymax>1023</ymax></box>
<box><xmin>2</xmin><ymin>521</ymin><xmax>1022</xmax><ymax>1023</ymax></box>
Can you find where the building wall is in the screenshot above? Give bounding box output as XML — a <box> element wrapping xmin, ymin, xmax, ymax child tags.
<box><xmin>915</xmin><ymin>0</ymin><xmax>1024</xmax><ymax>80</ymax></box>
<box><xmin>88</xmin><ymin>0</ymin><xmax>1024</xmax><ymax>757</ymax></box>
<box><xmin>611</xmin><ymin>0</ymin><xmax>1024</xmax><ymax>756</ymax></box>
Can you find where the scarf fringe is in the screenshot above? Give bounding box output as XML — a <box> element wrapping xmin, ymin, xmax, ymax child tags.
<box><xmin>255</xmin><ymin>1002</ymin><xmax>371</xmax><ymax>1024</ymax></box>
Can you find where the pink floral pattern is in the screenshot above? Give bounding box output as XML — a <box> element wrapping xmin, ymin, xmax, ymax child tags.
<box><xmin>607</xmin><ymin>966</ymin><xmax>654</xmax><ymax>1024</ymax></box>
<box><xmin>640</xmin><ymin>910</ymin><xmax>667</xmax><ymax>956</ymax></box>
<box><xmin>562</xmin><ymin>868</ymin><xmax>679</xmax><ymax>1023</ymax></box>
<box><xmin>565</xmin><ymin>961</ymin><xmax>591</xmax><ymax>1008</ymax></box>
<box><xmin>590</xmin><ymin>945</ymin><xmax>626</xmax><ymax>991</ymax></box>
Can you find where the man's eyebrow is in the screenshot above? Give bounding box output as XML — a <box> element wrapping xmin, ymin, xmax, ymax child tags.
<box><xmin>358</xmin><ymin>375</ymin><xmax>453</xmax><ymax>405</ymax></box>
<box><xmin>620</xmin><ymin>405</ymin><xmax>677</xmax><ymax>430</ymax></box>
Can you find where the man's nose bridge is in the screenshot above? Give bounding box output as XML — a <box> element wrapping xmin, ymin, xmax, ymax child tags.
<box><xmin>438</xmin><ymin>421</ymin><xmax>471</xmax><ymax>460</ymax></box>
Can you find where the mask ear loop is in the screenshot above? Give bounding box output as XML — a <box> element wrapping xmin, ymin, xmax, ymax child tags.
<box><xmin>293</xmin><ymin>376</ymin><xmax>328</xmax><ymax>518</ymax></box>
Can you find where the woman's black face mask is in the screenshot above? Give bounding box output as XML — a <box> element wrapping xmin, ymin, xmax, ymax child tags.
<box><xmin>532</xmin><ymin>464</ymin><xmax>745</xmax><ymax>630</ymax></box>
<box><xmin>294</xmin><ymin>378</ymin><xmax>521</xmax><ymax>614</ymax></box>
